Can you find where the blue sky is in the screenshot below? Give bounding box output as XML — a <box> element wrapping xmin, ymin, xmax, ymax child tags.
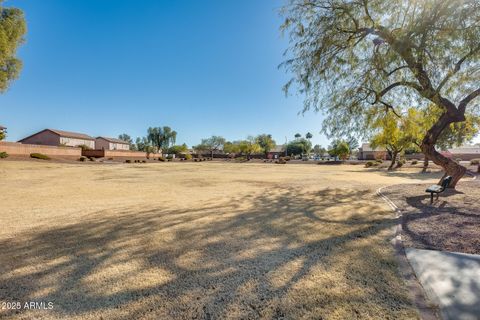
<box><xmin>0</xmin><ymin>0</ymin><xmax>332</xmax><ymax>148</ymax></box>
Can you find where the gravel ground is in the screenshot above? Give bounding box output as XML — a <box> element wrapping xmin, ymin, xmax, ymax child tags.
<box><xmin>382</xmin><ymin>177</ymin><xmax>480</xmax><ymax>255</ymax></box>
<box><xmin>0</xmin><ymin>161</ymin><xmax>440</xmax><ymax>319</ymax></box>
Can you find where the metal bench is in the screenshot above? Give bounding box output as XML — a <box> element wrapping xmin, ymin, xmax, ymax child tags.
<box><xmin>425</xmin><ymin>176</ymin><xmax>452</xmax><ymax>204</ymax></box>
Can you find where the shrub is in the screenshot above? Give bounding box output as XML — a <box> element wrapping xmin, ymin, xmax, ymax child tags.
<box><xmin>411</xmin><ymin>160</ymin><xmax>418</xmax><ymax>165</ymax></box>
<box><xmin>365</xmin><ymin>161</ymin><xmax>375</xmax><ymax>168</ymax></box>
<box><xmin>184</xmin><ymin>154</ymin><xmax>192</xmax><ymax>160</ymax></box>
<box><xmin>276</xmin><ymin>158</ymin><xmax>287</xmax><ymax>164</ymax></box>
<box><xmin>158</xmin><ymin>157</ymin><xmax>165</xmax><ymax>162</ymax></box>
<box><xmin>125</xmin><ymin>159</ymin><xmax>132</xmax><ymax>163</ymax></box>
<box><xmin>79</xmin><ymin>156</ymin><xmax>87</xmax><ymax>162</ymax></box>
<box><xmin>108</xmin><ymin>157</ymin><xmax>113</xmax><ymax>160</ymax></box>
<box><xmin>396</xmin><ymin>159</ymin><xmax>406</xmax><ymax>168</ymax></box>
<box><xmin>88</xmin><ymin>157</ymin><xmax>95</xmax><ymax>162</ymax></box>
<box><xmin>30</xmin><ymin>153</ymin><xmax>50</xmax><ymax>160</ymax></box>
<box><xmin>166</xmin><ymin>155</ymin><xmax>173</xmax><ymax>160</ymax></box>
<box><xmin>76</xmin><ymin>144</ymin><xmax>92</xmax><ymax>151</ymax></box>
<box><xmin>0</xmin><ymin>151</ymin><xmax>8</xmax><ymax>159</ymax></box>
<box><xmin>470</xmin><ymin>158</ymin><xmax>480</xmax><ymax>165</ymax></box>
<box><xmin>375</xmin><ymin>159</ymin><xmax>383</xmax><ymax>163</ymax></box>
<box><xmin>283</xmin><ymin>156</ymin><xmax>291</xmax><ymax>161</ymax></box>
<box><xmin>142</xmin><ymin>160</ymin><xmax>147</xmax><ymax>163</ymax></box>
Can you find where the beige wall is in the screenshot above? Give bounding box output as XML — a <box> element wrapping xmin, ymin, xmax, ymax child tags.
<box><xmin>0</xmin><ymin>142</ymin><xmax>81</xmax><ymax>157</ymax></box>
<box><xmin>59</xmin><ymin>137</ymin><xmax>95</xmax><ymax>148</ymax></box>
<box><xmin>83</xmin><ymin>149</ymin><xmax>161</xmax><ymax>158</ymax></box>
<box><xmin>95</xmin><ymin>138</ymin><xmax>129</xmax><ymax>150</ymax></box>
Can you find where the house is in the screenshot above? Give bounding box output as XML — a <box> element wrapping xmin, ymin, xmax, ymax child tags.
<box><xmin>267</xmin><ymin>145</ymin><xmax>286</xmax><ymax>159</ymax></box>
<box><xmin>95</xmin><ymin>137</ymin><xmax>130</xmax><ymax>151</ymax></box>
<box><xmin>446</xmin><ymin>145</ymin><xmax>480</xmax><ymax>161</ymax></box>
<box><xmin>358</xmin><ymin>143</ymin><xmax>390</xmax><ymax>160</ymax></box>
<box><xmin>19</xmin><ymin>129</ymin><xmax>95</xmax><ymax>149</ymax></box>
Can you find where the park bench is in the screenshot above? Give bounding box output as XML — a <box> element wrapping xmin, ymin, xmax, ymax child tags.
<box><xmin>425</xmin><ymin>176</ymin><xmax>452</xmax><ymax>204</ymax></box>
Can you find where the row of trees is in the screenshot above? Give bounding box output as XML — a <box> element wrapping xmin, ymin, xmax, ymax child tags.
<box><xmin>118</xmin><ymin>126</ymin><xmax>180</xmax><ymax>155</ymax></box>
<box><xmin>194</xmin><ymin>134</ymin><xmax>276</xmax><ymax>159</ymax></box>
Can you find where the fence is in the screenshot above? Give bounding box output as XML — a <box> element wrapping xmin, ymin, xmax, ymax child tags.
<box><xmin>0</xmin><ymin>142</ymin><xmax>81</xmax><ymax>157</ymax></box>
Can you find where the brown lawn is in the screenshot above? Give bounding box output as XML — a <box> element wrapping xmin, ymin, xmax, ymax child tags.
<box><xmin>0</xmin><ymin>161</ymin><xmax>442</xmax><ymax>319</ymax></box>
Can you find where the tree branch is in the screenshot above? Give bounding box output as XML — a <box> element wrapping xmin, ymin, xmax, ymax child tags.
<box><xmin>459</xmin><ymin>87</ymin><xmax>480</xmax><ymax>113</ymax></box>
<box><xmin>437</xmin><ymin>45</ymin><xmax>480</xmax><ymax>93</ymax></box>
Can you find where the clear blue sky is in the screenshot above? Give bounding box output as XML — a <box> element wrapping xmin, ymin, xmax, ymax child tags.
<box><xmin>0</xmin><ymin>0</ymin><xmax>332</xmax><ymax>148</ymax></box>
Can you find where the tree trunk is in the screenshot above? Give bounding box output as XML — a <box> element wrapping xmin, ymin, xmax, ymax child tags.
<box><xmin>422</xmin><ymin>156</ymin><xmax>429</xmax><ymax>173</ymax></box>
<box><xmin>421</xmin><ymin>113</ymin><xmax>466</xmax><ymax>188</ymax></box>
<box><xmin>388</xmin><ymin>150</ymin><xmax>397</xmax><ymax>171</ymax></box>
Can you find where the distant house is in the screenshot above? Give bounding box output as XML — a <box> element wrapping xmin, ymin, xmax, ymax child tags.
<box><xmin>95</xmin><ymin>137</ymin><xmax>130</xmax><ymax>151</ymax></box>
<box><xmin>19</xmin><ymin>129</ymin><xmax>95</xmax><ymax>149</ymax></box>
<box><xmin>267</xmin><ymin>145</ymin><xmax>286</xmax><ymax>159</ymax></box>
<box><xmin>446</xmin><ymin>145</ymin><xmax>480</xmax><ymax>160</ymax></box>
<box><xmin>358</xmin><ymin>143</ymin><xmax>390</xmax><ymax>160</ymax></box>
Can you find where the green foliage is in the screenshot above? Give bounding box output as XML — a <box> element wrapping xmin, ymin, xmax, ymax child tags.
<box><xmin>0</xmin><ymin>128</ymin><xmax>6</xmax><ymax>141</ymax></box>
<box><xmin>365</xmin><ymin>161</ymin><xmax>377</xmax><ymax>168</ymax></box>
<box><xmin>0</xmin><ymin>151</ymin><xmax>8</xmax><ymax>158</ymax></box>
<box><xmin>30</xmin><ymin>153</ymin><xmax>50</xmax><ymax>160</ymax></box>
<box><xmin>0</xmin><ymin>4</ymin><xmax>26</xmax><ymax>93</ymax></box>
<box><xmin>286</xmin><ymin>138</ymin><xmax>312</xmax><ymax>156</ymax></box>
<box><xmin>328</xmin><ymin>140</ymin><xmax>350</xmax><ymax>160</ymax></box>
<box><xmin>294</xmin><ymin>133</ymin><xmax>302</xmax><ymax>139</ymax></box>
<box><xmin>79</xmin><ymin>156</ymin><xmax>87</xmax><ymax>162</ymax></box>
<box><xmin>305</xmin><ymin>132</ymin><xmax>313</xmax><ymax>140</ymax></box>
<box><xmin>167</xmin><ymin>143</ymin><xmax>188</xmax><ymax>155</ymax></box>
<box><xmin>183</xmin><ymin>154</ymin><xmax>192</xmax><ymax>160</ymax></box>
<box><xmin>281</xmin><ymin>0</ymin><xmax>480</xmax><ymax>161</ymax></box>
<box><xmin>238</xmin><ymin>137</ymin><xmax>262</xmax><ymax>157</ymax></box>
<box><xmin>223</xmin><ymin>141</ymin><xmax>241</xmax><ymax>155</ymax></box>
<box><xmin>312</xmin><ymin>144</ymin><xmax>326</xmax><ymax>156</ymax></box>
<box><xmin>255</xmin><ymin>134</ymin><xmax>276</xmax><ymax>156</ymax></box>
<box><xmin>147</xmin><ymin>126</ymin><xmax>177</xmax><ymax>153</ymax></box>
<box><xmin>195</xmin><ymin>136</ymin><xmax>225</xmax><ymax>156</ymax></box>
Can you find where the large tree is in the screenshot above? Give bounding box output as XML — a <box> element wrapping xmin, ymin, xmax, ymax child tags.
<box><xmin>282</xmin><ymin>0</ymin><xmax>480</xmax><ymax>187</ymax></box>
<box><xmin>369</xmin><ymin>109</ymin><xmax>416</xmax><ymax>170</ymax></box>
<box><xmin>195</xmin><ymin>135</ymin><xmax>226</xmax><ymax>158</ymax></box>
<box><xmin>256</xmin><ymin>134</ymin><xmax>276</xmax><ymax>158</ymax></box>
<box><xmin>147</xmin><ymin>126</ymin><xmax>177</xmax><ymax>154</ymax></box>
<box><xmin>118</xmin><ymin>133</ymin><xmax>135</xmax><ymax>150</ymax></box>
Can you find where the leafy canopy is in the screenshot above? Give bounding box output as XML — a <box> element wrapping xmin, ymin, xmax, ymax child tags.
<box><xmin>0</xmin><ymin>2</ymin><xmax>26</xmax><ymax>93</ymax></box>
<box><xmin>281</xmin><ymin>0</ymin><xmax>480</xmax><ymax>137</ymax></box>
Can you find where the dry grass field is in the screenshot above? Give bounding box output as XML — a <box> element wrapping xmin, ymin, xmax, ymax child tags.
<box><xmin>0</xmin><ymin>161</ymin><xmax>442</xmax><ymax>319</ymax></box>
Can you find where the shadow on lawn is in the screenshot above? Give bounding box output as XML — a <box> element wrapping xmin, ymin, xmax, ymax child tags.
<box><xmin>0</xmin><ymin>187</ymin><xmax>417</xmax><ymax>319</ymax></box>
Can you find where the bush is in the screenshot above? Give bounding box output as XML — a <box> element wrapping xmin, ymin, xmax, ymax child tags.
<box><xmin>396</xmin><ymin>159</ymin><xmax>406</xmax><ymax>168</ymax></box>
<box><xmin>125</xmin><ymin>159</ymin><xmax>132</xmax><ymax>163</ymax></box>
<box><xmin>76</xmin><ymin>144</ymin><xmax>93</xmax><ymax>151</ymax></box>
<box><xmin>276</xmin><ymin>158</ymin><xmax>287</xmax><ymax>164</ymax></box>
<box><xmin>142</xmin><ymin>160</ymin><xmax>147</xmax><ymax>163</ymax></box>
<box><xmin>166</xmin><ymin>155</ymin><xmax>173</xmax><ymax>160</ymax></box>
<box><xmin>0</xmin><ymin>151</ymin><xmax>8</xmax><ymax>159</ymax></box>
<box><xmin>79</xmin><ymin>156</ymin><xmax>87</xmax><ymax>162</ymax></box>
<box><xmin>88</xmin><ymin>157</ymin><xmax>95</xmax><ymax>162</ymax></box>
<box><xmin>30</xmin><ymin>153</ymin><xmax>50</xmax><ymax>160</ymax></box>
<box><xmin>183</xmin><ymin>154</ymin><xmax>192</xmax><ymax>160</ymax></box>
<box><xmin>375</xmin><ymin>159</ymin><xmax>383</xmax><ymax>163</ymax></box>
<box><xmin>365</xmin><ymin>161</ymin><xmax>376</xmax><ymax>168</ymax></box>
<box><xmin>411</xmin><ymin>160</ymin><xmax>418</xmax><ymax>165</ymax></box>
<box><xmin>470</xmin><ymin>158</ymin><xmax>480</xmax><ymax>165</ymax></box>
<box><xmin>158</xmin><ymin>157</ymin><xmax>165</xmax><ymax>162</ymax></box>
<box><xmin>283</xmin><ymin>156</ymin><xmax>291</xmax><ymax>161</ymax></box>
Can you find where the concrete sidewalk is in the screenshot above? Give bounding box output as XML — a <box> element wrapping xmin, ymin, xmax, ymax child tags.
<box><xmin>405</xmin><ymin>248</ymin><xmax>480</xmax><ymax>320</ymax></box>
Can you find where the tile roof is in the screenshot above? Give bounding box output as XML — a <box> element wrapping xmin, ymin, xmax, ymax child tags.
<box><xmin>47</xmin><ymin>129</ymin><xmax>95</xmax><ymax>140</ymax></box>
<box><xmin>97</xmin><ymin>136</ymin><xmax>129</xmax><ymax>144</ymax></box>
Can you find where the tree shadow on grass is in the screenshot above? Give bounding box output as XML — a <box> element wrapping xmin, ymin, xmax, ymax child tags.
<box><xmin>0</xmin><ymin>187</ymin><xmax>419</xmax><ymax>319</ymax></box>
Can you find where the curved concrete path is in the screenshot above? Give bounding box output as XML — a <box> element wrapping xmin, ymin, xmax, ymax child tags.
<box><xmin>405</xmin><ymin>248</ymin><xmax>480</xmax><ymax>320</ymax></box>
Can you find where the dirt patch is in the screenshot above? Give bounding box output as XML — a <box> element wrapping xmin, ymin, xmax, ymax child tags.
<box><xmin>383</xmin><ymin>178</ymin><xmax>480</xmax><ymax>254</ymax></box>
